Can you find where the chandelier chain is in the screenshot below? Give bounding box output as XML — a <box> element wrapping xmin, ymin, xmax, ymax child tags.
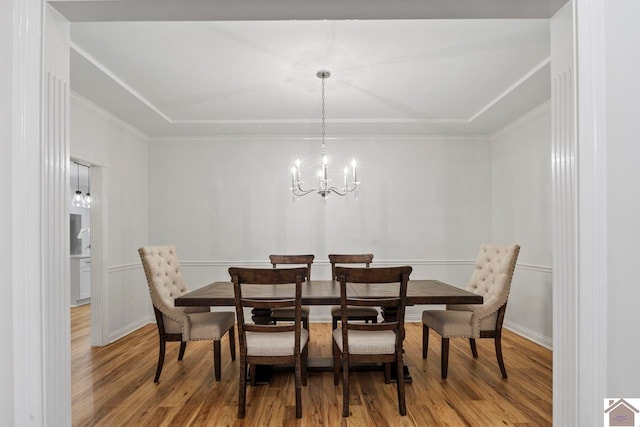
<box><xmin>321</xmin><ymin>75</ymin><xmax>326</xmax><ymax>157</ymax></box>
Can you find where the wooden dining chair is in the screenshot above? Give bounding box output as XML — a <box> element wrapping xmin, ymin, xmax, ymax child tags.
<box><xmin>229</xmin><ymin>267</ymin><xmax>309</xmax><ymax>419</ymax></box>
<box><xmin>333</xmin><ymin>266</ymin><xmax>412</xmax><ymax>417</ymax></box>
<box><xmin>328</xmin><ymin>254</ymin><xmax>378</xmax><ymax>329</ymax></box>
<box><xmin>268</xmin><ymin>254</ymin><xmax>314</xmax><ymax>329</ymax></box>
<box><xmin>422</xmin><ymin>244</ymin><xmax>520</xmax><ymax>379</ymax></box>
<box><xmin>138</xmin><ymin>245</ymin><xmax>236</xmax><ymax>383</ymax></box>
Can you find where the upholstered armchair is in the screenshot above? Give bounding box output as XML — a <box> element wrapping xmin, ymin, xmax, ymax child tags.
<box><xmin>422</xmin><ymin>244</ymin><xmax>520</xmax><ymax>379</ymax></box>
<box><xmin>139</xmin><ymin>245</ymin><xmax>236</xmax><ymax>382</ymax></box>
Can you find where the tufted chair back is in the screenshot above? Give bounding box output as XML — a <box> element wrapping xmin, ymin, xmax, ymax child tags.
<box><xmin>447</xmin><ymin>244</ymin><xmax>520</xmax><ymax>335</ymax></box>
<box><xmin>139</xmin><ymin>245</ymin><xmax>206</xmax><ymax>340</ymax></box>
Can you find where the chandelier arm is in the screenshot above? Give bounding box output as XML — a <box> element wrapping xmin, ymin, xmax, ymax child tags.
<box><xmin>327</xmin><ymin>186</ymin><xmax>357</xmax><ymax>197</ymax></box>
<box><xmin>292</xmin><ymin>186</ymin><xmax>317</xmax><ymax>197</ymax></box>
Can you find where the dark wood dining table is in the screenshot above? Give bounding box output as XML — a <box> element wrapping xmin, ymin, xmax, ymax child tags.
<box><xmin>175</xmin><ymin>279</ymin><xmax>482</xmax><ymax>382</ymax></box>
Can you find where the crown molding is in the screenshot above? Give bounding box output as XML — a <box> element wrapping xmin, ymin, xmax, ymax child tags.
<box><xmin>469</xmin><ymin>56</ymin><xmax>551</xmax><ymax>123</ymax></box>
<box><xmin>71</xmin><ymin>42</ymin><xmax>171</xmax><ymax>122</ymax></box>
<box><xmin>147</xmin><ymin>134</ymin><xmax>491</xmax><ymax>143</ymax></box>
<box><xmin>71</xmin><ymin>91</ymin><xmax>149</xmax><ymax>140</ymax></box>
<box><xmin>490</xmin><ymin>100</ymin><xmax>551</xmax><ymax>139</ymax></box>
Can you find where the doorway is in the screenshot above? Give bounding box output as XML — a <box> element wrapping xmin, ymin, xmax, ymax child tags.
<box><xmin>69</xmin><ymin>160</ymin><xmax>91</xmax><ymax>307</ymax></box>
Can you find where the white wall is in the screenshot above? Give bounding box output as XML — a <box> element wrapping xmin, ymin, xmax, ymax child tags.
<box><xmin>605</xmin><ymin>0</ymin><xmax>640</xmax><ymax>397</ymax></box>
<box><xmin>491</xmin><ymin>103</ymin><xmax>553</xmax><ymax>348</ymax></box>
<box><xmin>71</xmin><ymin>94</ymin><xmax>151</xmax><ymax>342</ymax></box>
<box><xmin>149</xmin><ymin>136</ymin><xmax>492</xmax><ymax>320</ymax></box>
<box><xmin>0</xmin><ymin>0</ymin><xmax>15</xmax><ymax>423</ymax></box>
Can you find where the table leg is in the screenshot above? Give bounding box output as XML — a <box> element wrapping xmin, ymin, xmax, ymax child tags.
<box><xmin>251</xmin><ymin>308</ymin><xmax>273</xmax><ymax>325</ymax></box>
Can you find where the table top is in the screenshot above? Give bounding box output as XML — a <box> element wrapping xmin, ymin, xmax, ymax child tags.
<box><xmin>175</xmin><ymin>279</ymin><xmax>482</xmax><ymax>307</ymax></box>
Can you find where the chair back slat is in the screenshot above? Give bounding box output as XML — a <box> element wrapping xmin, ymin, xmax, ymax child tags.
<box><xmin>269</xmin><ymin>254</ymin><xmax>314</xmax><ymax>279</ymax></box>
<box><xmin>329</xmin><ymin>253</ymin><xmax>373</xmax><ymax>279</ymax></box>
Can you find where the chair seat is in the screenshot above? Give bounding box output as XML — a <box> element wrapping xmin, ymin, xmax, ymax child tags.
<box><xmin>422</xmin><ymin>310</ymin><xmax>473</xmax><ymax>338</ymax></box>
<box><xmin>189</xmin><ymin>311</ymin><xmax>236</xmax><ymax>341</ymax></box>
<box><xmin>332</xmin><ymin>328</ymin><xmax>396</xmax><ymax>354</ymax></box>
<box><xmin>271</xmin><ymin>306</ymin><xmax>310</xmax><ymax>318</ymax></box>
<box><xmin>330</xmin><ymin>306</ymin><xmax>378</xmax><ymax>318</ymax></box>
<box><xmin>246</xmin><ymin>329</ymin><xmax>309</xmax><ymax>357</ymax></box>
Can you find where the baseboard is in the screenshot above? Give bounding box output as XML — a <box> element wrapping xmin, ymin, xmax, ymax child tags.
<box><xmin>503</xmin><ymin>320</ymin><xmax>552</xmax><ymax>350</ymax></box>
<box><xmin>108</xmin><ymin>316</ymin><xmax>154</xmax><ymax>343</ymax></box>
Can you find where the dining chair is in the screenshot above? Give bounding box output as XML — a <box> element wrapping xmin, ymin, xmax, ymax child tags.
<box><xmin>138</xmin><ymin>245</ymin><xmax>236</xmax><ymax>383</ymax></box>
<box><xmin>328</xmin><ymin>254</ymin><xmax>378</xmax><ymax>329</ymax></box>
<box><xmin>229</xmin><ymin>267</ymin><xmax>309</xmax><ymax>419</ymax></box>
<box><xmin>422</xmin><ymin>243</ymin><xmax>520</xmax><ymax>379</ymax></box>
<box><xmin>333</xmin><ymin>266</ymin><xmax>412</xmax><ymax>417</ymax></box>
<box><xmin>268</xmin><ymin>254</ymin><xmax>314</xmax><ymax>329</ymax></box>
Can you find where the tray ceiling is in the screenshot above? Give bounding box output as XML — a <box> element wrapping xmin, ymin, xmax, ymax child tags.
<box><xmin>61</xmin><ymin>1</ymin><xmax>560</xmax><ymax>137</ymax></box>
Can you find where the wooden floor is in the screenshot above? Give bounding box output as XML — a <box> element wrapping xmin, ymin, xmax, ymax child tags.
<box><xmin>71</xmin><ymin>305</ymin><xmax>552</xmax><ymax>426</ymax></box>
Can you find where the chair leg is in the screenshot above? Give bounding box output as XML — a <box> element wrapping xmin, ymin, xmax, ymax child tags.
<box><xmin>228</xmin><ymin>327</ymin><xmax>236</xmax><ymax>361</ymax></box>
<box><xmin>333</xmin><ymin>341</ymin><xmax>341</xmax><ymax>386</ymax></box>
<box><xmin>469</xmin><ymin>338</ymin><xmax>478</xmax><ymax>358</ymax></box>
<box><xmin>302</xmin><ymin>345</ymin><xmax>308</xmax><ymax>386</ymax></box>
<box><xmin>213</xmin><ymin>340</ymin><xmax>222</xmax><ymax>381</ymax></box>
<box><xmin>154</xmin><ymin>336</ymin><xmax>167</xmax><ymax>383</ymax></box>
<box><xmin>238</xmin><ymin>359</ymin><xmax>247</xmax><ymax>418</ymax></box>
<box><xmin>342</xmin><ymin>355</ymin><xmax>350</xmax><ymax>417</ymax></box>
<box><xmin>495</xmin><ymin>334</ymin><xmax>508</xmax><ymax>379</ymax></box>
<box><xmin>178</xmin><ymin>341</ymin><xmax>187</xmax><ymax>361</ymax></box>
<box><xmin>295</xmin><ymin>354</ymin><xmax>303</xmax><ymax>418</ymax></box>
<box><xmin>384</xmin><ymin>362</ymin><xmax>391</xmax><ymax>384</ymax></box>
<box><xmin>441</xmin><ymin>337</ymin><xmax>449</xmax><ymax>379</ymax></box>
<box><xmin>422</xmin><ymin>325</ymin><xmax>429</xmax><ymax>359</ymax></box>
<box><xmin>396</xmin><ymin>353</ymin><xmax>406</xmax><ymax>416</ymax></box>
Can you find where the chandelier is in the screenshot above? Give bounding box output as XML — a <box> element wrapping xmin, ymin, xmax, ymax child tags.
<box><xmin>290</xmin><ymin>70</ymin><xmax>359</xmax><ymax>202</ymax></box>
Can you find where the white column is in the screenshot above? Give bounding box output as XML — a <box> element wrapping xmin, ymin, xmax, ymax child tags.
<box><xmin>551</xmin><ymin>2</ymin><xmax>579</xmax><ymax>426</ymax></box>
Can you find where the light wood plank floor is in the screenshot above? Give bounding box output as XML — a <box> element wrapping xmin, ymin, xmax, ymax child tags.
<box><xmin>72</xmin><ymin>305</ymin><xmax>552</xmax><ymax>426</ymax></box>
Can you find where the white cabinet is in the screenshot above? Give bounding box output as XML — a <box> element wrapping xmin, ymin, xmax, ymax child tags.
<box><xmin>79</xmin><ymin>258</ymin><xmax>91</xmax><ymax>300</ymax></box>
<box><xmin>70</xmin><ymin>255</ymin><xmax>91</xmax><ymax>306</ymax></box>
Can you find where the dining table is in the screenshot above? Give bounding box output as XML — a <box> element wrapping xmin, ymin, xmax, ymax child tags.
<box><xmin>175</xmin><ymin>279</ymin><xmax>482</xmax><ymax>382</ymax></box>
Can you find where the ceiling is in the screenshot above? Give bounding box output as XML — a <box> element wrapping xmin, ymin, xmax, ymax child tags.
<box><xmin>55</xmin><ymin>0</ymin><xmax>565</xmax><ymax>138</ymax></box>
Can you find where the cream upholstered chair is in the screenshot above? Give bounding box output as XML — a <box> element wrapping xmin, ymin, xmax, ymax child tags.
<box><xmin>139</xmin><ymin>245</ymin><xmax>236</xmax><ymax>383</ymax></box>
<box><xmin>333</xmin><ymin>266</ymin><xmax>412</xmax><ymax>417</ymax></box>
<box><xmin>268</xmin><ymin>254</ymin><xmax>313</xmax><ymax>329</ymax></box>
<box><xmin>329</xmin><ymin>254</ymin><xmax>378</xmax><ymax>329</ymax></box>
<box><xmin>229</xmin><ymin>267</ymin><xmax>309</xmax><ymax>419</ymax></box>
<box><xmin>422</xmin><ymin>244</ymin><xmax>520</xmax><ymax>379</ymax></box>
